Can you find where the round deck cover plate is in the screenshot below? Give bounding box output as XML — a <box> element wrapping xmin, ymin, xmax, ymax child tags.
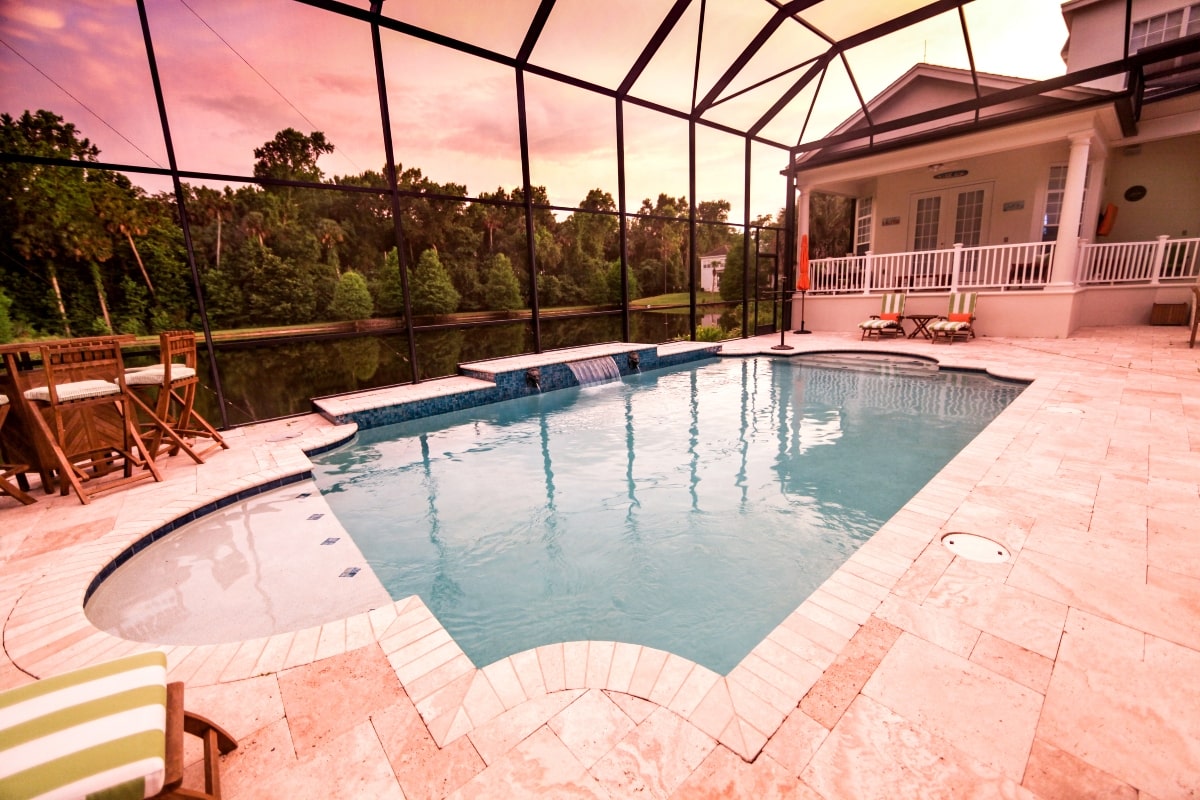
<box><xmin>941</xmin><ymin>532</ymin><xmax>1010</xmax><ymax>563</ymax></box>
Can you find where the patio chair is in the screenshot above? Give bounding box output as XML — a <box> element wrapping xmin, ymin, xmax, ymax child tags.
<box><xmin>126</xmin><ymin>331</ymin><xmax>226</xmax><ymax>462</ymax></box>
<box><xmin>928</xmin><ymin>292</ymin><xmax>978</xmax><ymax>344</ymax></box>
<box><xmin>23</xmin><ymin>337</ymin><xmax>161</xmax><ymax>502</ymax></box>
<box><xmin>0</xmin><ymin>650</ymin><xmax>237</xmax><ymax>800</ymax></box>
<box><xmin>857</xmin><ymin>293</ymin><xmax>907</xmax><ymax>339</ymax></box>
<box><xmin>0</xmin><ymin>393</ymin><xmax>35</xmax><ymax>505</ymax></box>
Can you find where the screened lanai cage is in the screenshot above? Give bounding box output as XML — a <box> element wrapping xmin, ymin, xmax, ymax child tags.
<box><xmin>2</xmin><ymin>0</ymin><xmax>1186</xmax><ymax>425</ymax></box>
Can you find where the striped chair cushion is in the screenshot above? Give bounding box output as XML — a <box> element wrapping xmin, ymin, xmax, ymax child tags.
<box><xmin>124</xmin><ymin>365</ymin><xmax>197</xmax><ymax>385</ymax></box>
<box><xmin>928</xmin><ymin>320</ymin><xmax>970</xmax><ymax>332</ymax></box>
<box><xmin>23</xmin><ymin>380</ymin><xmax>121</xmax><ymax>403</ymax></box>
<box><xmin>859</xmin><ymin>318</ymin><xmax>900</xmax><ymax>330</ymax></box>
<box><xmin>0</xmin><ymin>651</ymin><xmax>169</xmax><ymax>800</ymax></box>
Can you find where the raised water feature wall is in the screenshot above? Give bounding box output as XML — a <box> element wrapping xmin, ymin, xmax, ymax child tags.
<box><xmin>315</xmin><ymin>343</ymin><xmax>720</xmax><ymax>430</ymax></box>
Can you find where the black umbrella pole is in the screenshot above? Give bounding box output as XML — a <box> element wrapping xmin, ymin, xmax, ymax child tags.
<box><xmin>794</xmin><ymin>291</ymin><xmax>812</xmax><ymax>334</ymax></box>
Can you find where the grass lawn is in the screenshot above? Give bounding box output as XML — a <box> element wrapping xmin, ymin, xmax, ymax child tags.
<box><xmin>633</xmin><ymin>292</ymin><xmax>724</xmax><ymax>307</ymax></box>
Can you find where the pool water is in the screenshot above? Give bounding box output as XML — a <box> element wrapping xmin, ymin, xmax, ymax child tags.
<box><xmin>312</xmin><ymin>355</ymin><xmax>1023</xmax><ymax>674</ymax></box>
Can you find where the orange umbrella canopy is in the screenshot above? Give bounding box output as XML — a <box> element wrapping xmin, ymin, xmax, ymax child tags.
<box><xmin>797</xmin><ymin>233</ymin><xmax>810</xmax><ymax>291</ymax></box>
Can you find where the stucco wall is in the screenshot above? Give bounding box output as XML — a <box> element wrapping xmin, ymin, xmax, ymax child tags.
<box><xmin>792</xmin><ymin>285</ymin><xmax>1196</xmax><ymax>338</ymax></box>
<box><xmin>867</xmin><ymin>142</ymin><xmax>1070</xmax><ymax>254</ymax></box>
<box><xmin>1099</xmin><ymin>134</ymin><xmax>1200</xmax><ymax>242</ymax></box>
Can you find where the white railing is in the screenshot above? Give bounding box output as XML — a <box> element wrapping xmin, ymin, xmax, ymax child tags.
<box><xmin>809</xmin><ymin>241</ymin><xmax>1055</xmax><ymax>294</ymax></box>
<box><xmin>1077</xmin><ymin>235</ymin><xmax>1200</xmax><ymax>285</ymax></box>
<box><xmin>809</xmin><ymin>235</ymin><xmax>1199</xmax><ymax>294</ymax></box>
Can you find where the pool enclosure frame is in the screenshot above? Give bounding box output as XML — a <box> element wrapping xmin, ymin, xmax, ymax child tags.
<box><xmin>2</xmin><ymin>0</ymin><xmax>1194</xmax><ymax>428</ymax></box>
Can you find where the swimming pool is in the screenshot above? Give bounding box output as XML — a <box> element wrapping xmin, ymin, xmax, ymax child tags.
<box><xmin>312</xmin><ymin>355</ymin><xmax>1024</xmax><ymax>673</ymax></box>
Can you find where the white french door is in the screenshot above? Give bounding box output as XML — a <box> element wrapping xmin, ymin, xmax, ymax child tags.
<box><xmin>908</xmin><ymin>183</ymin><xmax>992</xmax><ymax>287</ymax></box>
<box><xmin>909</xmin><ymin>182</ymin><xmax>992</xmax><ymax>251</ymax></box>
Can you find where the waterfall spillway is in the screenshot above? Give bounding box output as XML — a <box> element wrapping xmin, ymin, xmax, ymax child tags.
<box><xmin>567</xmin><ymin>356</ymin><xmax>622</xmax><ymax>387</ymax></box>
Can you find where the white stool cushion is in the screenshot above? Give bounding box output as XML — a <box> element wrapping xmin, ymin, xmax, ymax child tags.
<box><xmin>0</xmin><ymin>394</ymin><xmax>9</xmax><ymax>406</ymax></box>
<box><xmin>24</xmin><ymin>380</ymin><xmax>121</xmax><ymax>403</ymax></box>
<box><xmin>125</xmin><ymin>365</ymin><xmax>196</xmax><ymax>385</ymax></box>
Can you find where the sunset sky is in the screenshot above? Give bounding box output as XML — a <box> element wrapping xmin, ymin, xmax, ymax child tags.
<box><xmin>0</xmin><ymin>0</ymin><xmax>1070</xmax><ymax>221</ymax></box>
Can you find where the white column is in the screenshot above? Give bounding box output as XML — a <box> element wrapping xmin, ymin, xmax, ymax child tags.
<box><xmin>1050</xmin><ymin>132</ymin><xmax>1092</xmax><ymax>285</ymax></box>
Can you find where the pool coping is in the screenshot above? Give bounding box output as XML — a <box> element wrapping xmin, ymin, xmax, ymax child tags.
<box><xmin>2</xmin><ymin>337</ymin><xmax>1050</xmax><ymax>762</ymax></box>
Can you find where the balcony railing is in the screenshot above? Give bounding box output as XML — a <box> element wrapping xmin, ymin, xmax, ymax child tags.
<box><xmin>1076</xmin><ymin>235</ymin><xmax>1200</xmax><ymax>285</ymax></box>
<box><xmin>808</xmin><ymin>236</ymin><xmax>1200</xmax><ymax>294</ymax></box>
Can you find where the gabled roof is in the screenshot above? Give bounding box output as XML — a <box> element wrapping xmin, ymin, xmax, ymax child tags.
<box><xmin>793</xmin><ymin>61</ymin><xmax>1115</xmax><ymax>169</ymax></box>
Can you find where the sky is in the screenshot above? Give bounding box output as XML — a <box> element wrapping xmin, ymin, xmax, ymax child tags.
<box><xmin>0</xmin><ymin>0</ymin><xmax>1071</xmax><ymax>222</ymax></box>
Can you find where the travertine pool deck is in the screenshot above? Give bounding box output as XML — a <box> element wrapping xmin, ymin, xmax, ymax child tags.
<box><xmin>2</xmin><ymin>327</ymin><xmax>1198</xmax><ymax>798</ymax></box>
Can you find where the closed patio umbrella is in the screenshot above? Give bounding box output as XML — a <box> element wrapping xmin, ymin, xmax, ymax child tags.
<box><xmin>794</xmin><ymin>233</ymin><xmax>812</xmax><ymax>334</ymax></box>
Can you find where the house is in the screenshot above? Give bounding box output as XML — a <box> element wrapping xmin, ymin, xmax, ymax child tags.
<box><xmin>699</xmin><ymin>245</ymin><xmax>729</xmax><ymax>293</ymax></box>
<box><xmin>792</xmin><ymin>0</ymin><xmax>1200</xmax><ymax>338</ymax></box>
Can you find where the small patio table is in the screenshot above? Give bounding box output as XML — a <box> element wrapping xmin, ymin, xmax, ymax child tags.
<box><xmin>906</xmin><ymin>314</ymin><xmax>938</xmax><ymax>339</ymax></box>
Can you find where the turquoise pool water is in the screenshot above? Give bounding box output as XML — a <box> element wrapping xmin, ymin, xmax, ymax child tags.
<box><xmin>312</xmin><ymin>355</ymin><xmax>1024</xmax><ymax>674</ymax></box>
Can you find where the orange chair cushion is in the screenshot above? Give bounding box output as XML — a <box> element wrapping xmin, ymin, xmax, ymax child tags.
<box><xmin>948</xmin><ymin>313</ymin><xmax>972</xmax><ymax>323</ymax></box>
<box><xmin>880</xmin><ymin>313</ymin><xmax>900</xmax><ymax>322</ymax></box>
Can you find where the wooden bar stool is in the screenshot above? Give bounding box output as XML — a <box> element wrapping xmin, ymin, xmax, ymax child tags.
<box><xmin>23</xmin><ymin>337</ymin><xmax>161</xmax><ymax>503</ymax></box>
<box><xmin>126</xmin><ymin>330</ymin><xmax>226</xmax><ymax>461</ymax></box>
<box><xmin>0</xmin><ymin>393</ymin><xmax>36</xmax><ymax>505</ymax></box>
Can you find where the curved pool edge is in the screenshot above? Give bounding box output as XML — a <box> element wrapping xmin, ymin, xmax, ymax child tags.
<box><xmin>3</xmin><ymin>417</ymin><xmax>363</xmax><ymax>680</ymax></box>
<box><xmin>2</xmin><ymin>335</ymin><xmax>1054</xmax><ymax>763</ymax></box>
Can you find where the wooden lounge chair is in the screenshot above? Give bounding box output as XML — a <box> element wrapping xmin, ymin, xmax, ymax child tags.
<box><xmin>928</xmin><ymin>292</ymin><xmax>978</xmax><ymax>343</ymax></box>
<box><xmin>0</xmin><ymin>393</ymin><xmax>35</xmax><ymax>505</ymax></box>
<box><xmin>0</xmin><ymin>650</ymin><xmax>237</xmax><ymax>799</ymax></box>
<box><xmin>858</xmin><ymin>293</ymin><xmax>907</xmax><ymax>339</ymax></box>
<box><xmin>126</xmin><ymin>331</ymin><xmax>226</xmax><ymax>462</ymax></box>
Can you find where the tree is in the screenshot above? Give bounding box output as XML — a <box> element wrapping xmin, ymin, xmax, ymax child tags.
<box><xmin>587</xmin><ymin>260</ymin><xmax>635</xmax><ymax>305</ymax></box>
<box><xmin>409</xmin><ymin>248</ymin><xmax>459</xmax><ymax>316</ymax></box>
<box><xmin>314</xmin><ymin>218</ymin><xmax>346</xmax><ymax>273</ymax></box>
<box><xmin>480</xmin><ymin>253</ymin><xmax>523</xmax><ymax>311</ymax></box>
<box><xmin>719</xmin><ymin>237</ymin><xmax>748</xmax><ymax>302</ymax></box>
<box><xmin>0</xmin><ymin>110</ymin><xmax>123</xmax><ymax>335</ymax></box>
<box><xmin>329</xmin><ymin>271</ymin><xmax>374</xmax><ymax>320</ymax></box>
<box><xmin>629</xmin><ymin>193</ymin><xmax>687</xmax><ymax>295</ymax></box>
<box><xmin>253</xmin><ymin>128</ymin><xmax>333</xmax><ymax>184</ymax></box>
<box><xmin>808</xmin><ymin>192</ymin><xmax>855</xmax><ymax>258</ymax></box>
<box><xmin>374</xmin><ymin>248</ymin><xmax>406</xmax><ymax>317</ymax></box>
<box><xmin>0</xmin><ymin>287</ymin><xmax>13</xmax><ymax>343</ymax></box>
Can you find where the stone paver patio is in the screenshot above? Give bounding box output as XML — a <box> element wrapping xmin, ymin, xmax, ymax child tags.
<box><xmin>2</xmin><ymin>326</ymin><xmax>1198</xmax><ymax>798</ymax></box>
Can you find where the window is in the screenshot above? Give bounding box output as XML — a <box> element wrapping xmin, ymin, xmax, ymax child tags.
<box><xmin>1130</xmin><ymin>4</ymin><xmax>1200</xmax><ymax>51</ymax></box>
<box><xmin>854</xmin><ymin>196</ymin><xmax>873</xmax><ymax>255</ymax></box>
<box><xmin>1042</xmin><ymin>163</ymin><xmax>1092</xmax><ymax>241</ymax></box>
<box><xmin>913</xmin><ymin>196</ymin><xmax>941</xmax><ymax>251</ymax></box>
<box><xmin>954</xmin><ymin>189</ymin><xmax>986</xmax><ymax>247</ymax></box>
<box><xmin>1041</xmin><ymin>165</ymin><xmax>1068</xmax><ymax>241</ymax></box>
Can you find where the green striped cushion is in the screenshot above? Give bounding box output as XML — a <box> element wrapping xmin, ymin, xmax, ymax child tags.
<box><xmin>23</xmin><ymin>380</ymin><xmax>121</xmax><ymax>403</ymax></box>
<box><xmin>929</xmin><ymin>320</ymin><xmax>970</xmax><ymax>332</ymax></box>
<box><xmin>0</xmin><ymin>651</ymin><xmax>168</xmax><ymax>800</ymax></box>
<box><xmin>124</xmin><ymin>365</ymin><xmax>196</xmax><ymax>385</ymax></box>
<box><xmin>859</xmin><ymin>318</ymin><xmax>900</xmax><ymax>330</ymax></box>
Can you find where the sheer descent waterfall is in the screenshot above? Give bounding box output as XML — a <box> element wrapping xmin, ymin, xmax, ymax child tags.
<box><xmin>567</xmin><ymin>356</ymin><xmax>622</xmax><ymax>387</ymax></box>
